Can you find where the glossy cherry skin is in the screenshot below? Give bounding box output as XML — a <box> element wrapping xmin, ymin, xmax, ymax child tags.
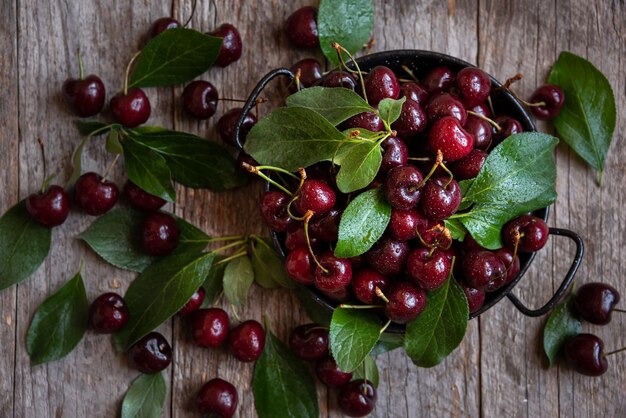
<box><xmin>229</xmin><ymin>320</ymin><xmax>265</xmax><ymax>362</ymax></box>
<box><xmin>89</xmin><ymin>293</ymin><xmax>128</xmax><ymax>333</ymax></box>
<box><xmin>196</xmin><ymin>378</ymin><xmax>238</xmax><ymax>418</ymax></box>
<box><xmin>463</xmin><ymin>115</ymin><xmax>493</xmax><ymax>150</ymax></box>
<box><xmin>192</xmin><ymin>308</ymin><xmax>230</xmax><ymax>348</ymax></box>
<box><xmin>407</xmin><ymin>248</ymin><xmax>452</xmax><ymax>291</ymax></box>
<box><xmin>178</xmin><ymin>288</ymin><xmax>206</xmax><ymax>316</ymax></box>
<box><xmin>309</xmin><ymin>209</ymin><xmax>340</xmax><ymax>242</ymax></box>
<box><xmin>285</xmin><ymin>246</ymin><xmax>316</xmax><ymax>285</ymax></box>
<box><xmin>493</xmin><ymin>115</ymin><xmax>523</xmax><ymax>143</ymax></box>
<box><xmin>74</xmin><ymin>172</ymin><xmax>119</xmax><ymax>216</ymax></box>
<box><xmin>289</xmin><ymin>323</ymin><xmax>329</xmax><ymax>360</ymax></box>
<box><xmin>289</xmin><ymin>58</ymin><xmax>323</xmax><ymax>91</ymax></box>
<box><xmin>364</xmin><ymin>66</ymin><xmax>400</xmax><ymax>106</ymax></box>
<box><xmin>366</xmin><ymin>237</ymin><xmax>409</xmax><ymax>276</ymax></box>
<box><xmin>285</xmin><ymin>6</ymin><xmax>319</xmax><ymax>49</ymax></box>
<box><xmin>338</xmin><ymin>379</ymin><xmax>377</xmax><ymax>417</ymax></box>
<box><xmin>295</xmin><ymin>179</ymin><xmax>336</xmax><ymax>217</ymax></box>
<box><xmin>455</xmin><ymin>67</ymin><xmax>491</xmax><ymax>107</ymax></box>
<box><xmin>462</xmin><ymin>250</ymin><xmax>506</xmax><ymax>292</ymax></box>
<box><xmin>502</xmin><ymin>215</ymin><xmax>549</xmax><ymax>252</ymax></box>
<box><xmin>323</xmin><ymin>70</ymin><xmax>356</xmax><ymax>90</ymax></box>
<box><xmin>123</xmin><ymin>180</ymin><xmax>166</xmax><ymax>212</ymax></box>
<box><xmin>217</xmin><ymin>107</ymin><xmax>257</xmax><ymax>145</ymax></box>
<box><xmin>110</xmin><ymin>88</ymin><xmax>151</xmax><ymax>128</ymax></box>
<box><xmin>26</xmin><ymin>185</ymin><xmax>70</xmax><ymax>227</ymax></box>
<box><xmin>428</xmin><ymin>116</ymin><xmax>475</xmax><ymax>162</ymax></box>
<box><xmin>385</xmin><ymin>165</ymin><xmax>424</xmax><ymax>210</ymax></box>
<box><xmin>342</xmin><ymin>112</ymin><xmax>384</xmax><ymax>132</ymax></box>
<box><xmin>314</xmin><ymin>253</ymin><xmax>352</xmax><ymax>293</ymax></box>
<box><xmin>259</xmin><ymin>190</ymin><xmax>293</xmax><ymax>232</ymax></box>
<box><xmin>450</xmin><ymin>149</ymin><xmax>487</xmax><ymax>180</ymax></box>
<box><xmin>315</xmin><ymin>356</ymin><xmax>353</xmax><ymax>387</ymax></box>
<box><xmin>400</xmin><ymin>82</ymin><xmax>429</xmax><ymax>105</ymax></box>
<box><xmin>391</xmin><ymin>98</ymin><xmax>427</xmax><ymax>139</ymax></box>
<box><xmin>142</xmin><ymin>211</ymin><xmax>180</xmax><ymax>256</ymax></box>
<box><xmin>422</xmin><ymin>66</ymin><xmax>455</xmax><ymax>94</ymax></box>
<box><xmin>426</xmin><ymin>92</ymin><xmax>468</xmax><ymax>125</ymax></box>
<box><xmin>529</xmin><ymin>84</ymin><xmax>565</xmax><ymax>120</ymax></box>
<box><xmin>207</xmin><ymin>23</ymin><xmax>242</xmax><ymax>67</ymax></box>
<box><xmin>147</xmin><ymin>17</ymin><xmax>180</xmax><ymax>39</ymax></box>
<box><xmin>563</xmin><ymin>333</ymin><xmax>608</xmax><ymax>376</ymax></box>
<box><xmin>461</xmin><ymin>284</ymin><xmax>486</xmax><ymax>313</ymax></box>
<box><xmin>388</xmin><ymin>208</ymin><xmax>428</xmax><ymax>241</ymax></box>
<box><xmin>285</xmin><ymin>227</ymin><xmax>318</xmax><ymax>251</ymax></box>
<box><xmin>420</xmin><ymin>177</ymin><xmax>462</xmax><ymax>220</ymax></box>
<box><xmin>380</xmin><ymin>137</ymin><xmax>408</xmax><ymax>174</ymax></box>
<box><xmin>384</xmin><ymin>281</ymin><xmax>427</xmax><ymax>324</ymax></box>
<box><xmin>351</xmin><ymin>268</ymin><xmax>390</xmax><ymax>304</ymax></box>
<box><xmin>62</xmin><ymin>75</ymin><xmax>106</xmax><ymax>117</ymax></box>
<box><xmin>182</xmin><ymin>80</ymin><xmax>218</xmax><ymax>119</ymax></box>
<box><xmin>493</xmin><ymin>247</ymin><xmax>520</xmax><ymax>289</ymax></box>
<box><xmin>573</xmin><ymin>282</ymin><xmax>621</xmax><ymax>325</ymax></box>
<box><xmin>129</xmin><ymin>332</ymin><xmax>172</xmax><ymax>374</ymax></box>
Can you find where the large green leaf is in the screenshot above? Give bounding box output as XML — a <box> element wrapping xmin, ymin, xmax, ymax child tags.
<box><xmin>122</xmin><ymin>140</ymin><xmax>175</xmax><ymax>202</ymax></box>
<box><xmin>286</xmin><ymin>86</ymin><xmax>372</xmax><ymax>126</ymax></box>
<box><xmin>329</xmin><ymin>307</ymin><xmax>381</xmax><ymax>372</ymax></box>
<box><xmin>121</xmin><ymin>373</ymin><xmax>167</xmax><ymax>418</ymax></box>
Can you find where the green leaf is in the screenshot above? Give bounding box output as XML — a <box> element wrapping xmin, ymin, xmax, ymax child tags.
<box><xmin>371</xmin><ymin>334</ymin><xmax>404</xmax><ymax>356</ymax></box>
<box><xmin>244</xmin><ymin>107</ymin><xmax>344</xmax><ymax>172</ymax></box>
<box><xmin>378</xmin><ymin>97</ymin><xmax>406</xmax><ymax>126</ymax></box>
<box><xmin>76</xmin><ymin>120</ymin><xmax>117</xmax><ymax>136</ymax></box>
<box><xmin>121</xmin><ymin>373</ymin><xmax>167</xmax><ymax>418</ymax></box>
<box><xmin>253</xmin><ymin>330</ymin><xmax>319</xmax><ymax>418</ymax></box>
<box><xmin>128</xmin><ymin>129</ymin><xmax>246</xmax><ymax>191</ymax></box>
<box><xmin>286</xmin><ymin>87</ymin><xmax>372</xmax><ymax>126</ymax></box>
<box><xmin>129</xmin><ymin>28</ymin><xmax>222</xmax><ymax>88</ymax></box>
<box><xmin>329</xmin><ymin>307</ymin><xmax>381</xmax><ymax>372</ymax></box>
<box><xmin>404</xmin><ymin>277</ymin><xmax>469</xmax><ymax>368</ymax></box>
<box><xmin>250</xmin><ymin>237</ymin><xmax>295</xmax><ymax>289</ymax></box>
<box><xmin>352</xmin><ymin>355</ymin><xmax>379</xmax><ymax>387</ymax></box>
<box><xmin>336</xmin><ymin>140</ymin><xmax>382</xmax><ymax>193</ymax></box>
<box><xmin>26</xmin><ymin>271</ymin><xmax>89</xmax><ymax>364</ymax></box>
<box><xmin>444</xmin><ymin>218</ymin><xmax>467</xmax><ymax>241</ymax></box>
<box><xmin>106</xmin><ymin>129</ymin><xmax>123</xmax><ymax>154</ymax></box>
<box><xmin>223</xmin><ymin>256</ymin><xmax>254</xmax><ymax>307</ymax></box>
<box><xmin>175</xmin><ymin>217</ymin><xmax>211</xmax><ymax>255</ymax></box>
<box><xmin>115</xmin><ymin>252</ymin><xmax>215</xmax><ymax>349</ymax></box>
<box><xmin>122</xmin><ymin>140</ymin><xmax>176</xmax><ymax>202</ymax></box>
<box><xmin>0</xmin><ymin>201</ymin><xmax>51</xmax><ymax>290</ymax></box>
<box><xmin>69</xmin><ymin>135</ymin><xmax>91</xmax><ymax>185</ymax></box>
<box><xmin>335</xmin><ymin>187</ymin><xmax>391</xmax><ymax>258</ymax></box>
<box><xmin>295</xmin><ymin>287</ymin><xmax>332</xmax><ymax>326</ymax></box>
<box><xmin>201</xmin><ymin>256</ymin><xmax>226</xmax><ymax>307</ymax></box>
<box><xmin>543</xmin><ymin>296</ymin><xmax>582</xmax><ymax>366</ymax></box>
<box><xmin>548</xmin><ymin>51</ymin><xmax>616</xmax><ymax>183</ymax></box>
<box><xmin>318</xmin><ymin>0</ymin><xmax>374</xmax><ymax>67</ymax></box>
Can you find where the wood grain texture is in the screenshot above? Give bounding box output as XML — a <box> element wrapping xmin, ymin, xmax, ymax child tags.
<box><xmin>1</xmin><ymin>0</ymin><xmax>625</xmax><ymax>417</ymax></box>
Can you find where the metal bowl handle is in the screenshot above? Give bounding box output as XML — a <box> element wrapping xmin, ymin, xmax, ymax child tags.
<box><xmin>233</xmin><ymin>68</ymin><xmax>295</xmax><ymax>151</ymax></box>
<box><xmin>507</xmin><ymin>227</ymin><xmax>584</xmax><ymax>317</ymax></box>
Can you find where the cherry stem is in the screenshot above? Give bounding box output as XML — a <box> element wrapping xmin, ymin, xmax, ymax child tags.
<box><xmin>501</xmin><ymin>73</ymin><xmax>523</xmax><ymax>90</ymax></box>
<box><xmin>77</xmin><ymin>49</ymin><xmax>84</xmax><ymax>80</ymax></box>
<box><xmin>379</xmin><ymin>319</ymin><xmax>392</xmax><ymax>335</ymax></box>
<box><xmin>241</xmin><ymin>162</ymin><xmax>294</xmax><ymax>196</ymax></box>
<box><xmin>604</xmin><ymin>346</ymin><xmax>626</xmax><ymax>357</ymax></box>
<box><xmin>614</xmin><ymin>308</ymin><xmax>626</xmax><ymax>313</ymax></box>
<box><xmin>101</xmin><ymin>154</ymin><xmax>121</xmax><ymax>183</ymax></box>
<box><xmin>401</xmin><ymin>65</ymin><xmax>419</xmax><ymax>82</ymax></box>
<box><xmin>183</xmin><ymin>0</ymin><xmax>197</xmax><ymax>28</ymax></box>
<box><xmin>255</xmin><ymin>166</ymin><xmax>299</xmax><ymax>179</ymax></box>
<box><xmin>214</xmin><ymin>249</ymin><xmax>248</xmax><ymax>266</ymax></box>
<box><xmin>37</xmin><ymin>137</ymin><xmax>47</xmax><ymax>190</ymax></box>
<box><xmin>333</xmin><ymin>42</ymin><xmax>368</xmax><ymax>104</ymax></box>
<box><xmin>418</xmin><ymin>149</ymin><xmax>444</xmax><ymax>188</ymax></box>
<box><xmin>467</xmin><ymin>110</ymin><xmax>502</xmax><ymax>132</ymax></box>
<box><xmin>286</xmin><ymin>197</ymin><xmax>306</xmax><ymax>221</ymax></box>
<box><xmin>375</xmin><ymin>286</ymin><xmax>389</xmax><ymax>303</ymax></box>
<box><xmin>294</xmin><ymin>68</ymin><xmax>302</xmax><ymax>92</ymax></box>
<box><xmin>40</xmin><ymin>174</ymin><xmax>56</xmax><ymax>194</ymax></box>
<box><xmin>123</xmin><ymin>51</ymin><xmax>142</xmax><ymax>96</ymax></box>
<box><xmin>408</xmin><ymin>157</ymin><xmax>432</xmax><ymax>162</ymax></box>
<box><xmin>339</xmin><ymin>304</ymin><xmax>384</xmax><ymax>309</ymax></box>
<box><xmin>206</xmin><ymin>235</ymin><xmax>246</xmax><ymax>243</ymax></box>
<box><xmin>304</xmin><ymin>210</ymin><xmax>328</xmax><ymax>274</ymax></box>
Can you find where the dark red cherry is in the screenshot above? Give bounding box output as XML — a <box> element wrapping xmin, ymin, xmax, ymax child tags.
<box><xmin>422</xmin><ymin>66</ymin><xmax>455</xmax><ymax>94</ymax></box>
<box><xmin>420</xmin><ymin>222</ymin><xmax>453</xmax><ymax>250</ymax></box>
<box><xmin>461</xmin><ymin>284</ymin><xmax>486</xmax><ymax>313</ymax></box>
<box><xmin>289</xmin><ymin>323</ymin><xmax>329</xmax><ymax>360</ymax></box>
<box><xmin>315</xmin><ymin>356</ymin><xmax>353</xmax><ymax>387</ymax></box>
<box><xmin>426</xmin><ymin>93</ymin><xmax>468</xmax><ymax>125</ymax></box>
<box><xmin>110</xmin><ymin>88</ymin><xmax>151</xmax><ymax>128</ymax></box>
<box><xmin>196</xmin><ymin>378</ymin><xmax>238</xmax><ymax>418</ymax></box>
<box><xmin>309</xmin><ymin>209</ymin><xmax>340</xmax><ymax>242</ymax></box>
<box><xmin>493</xmin><ymin>247</ymin><xmax>520</xmax><ymax>289</ymax></box>
<box><xmin>314</xmin><ymin>253</ymin><xmax>352</xmax><ymax>293</ymax></box>
<box><xmin>493</xmin><ymin>115</ymin><xmax>523</xmax><ymax>143</ymax></box>
<box><xmin>285</xmin><ymin>227</ymin><xmax>318</xmax><ymax>251</ymax></box>
<box><xmin>469</xmin><ymin>102</ymin><xmax>492</xmax><ymax>118</ymax></box>
<box><xmin>147</xmin><ymin>17</ymin><xmax>179</xmax><ymax>39</ymax></box>
<box><xmin>420</xmin><ymin>177</ymin><xmax>462</xmax><ymax>220</ymax></box>
<box><xmin>217</xmin><ymin>107</ymin><xmax>257</xmax><ymax>145</ymax></box>
<box><xmin>142</xmin><ymin>211</ymin><xmax>180</xmax><ymax>256</ymax></box>
<box><xmin>342</xmin><ymin>112</ymin><xmax>384</xmax><ymax>132</ymax></box>
<box><xmin>123</xmin><ymin>180</ymin><xmax>166</xmax><ymax>212</ymax></box>
<box><xmin>384</xmin><ymin>165</ymin><xmax>424</xmax><ymax>210</ymax></box>
<box><xmin>529</xmin><ymin>84</ymin><xmax>565</xmax><ymax>120</ymax></box>
<box><xmin>366</xmin><ymin>237</ymin><xmax>409</xmax><ymax>276</ymax></box>
<box><xmin>228</xmin><ymin>320</ymin><xmax>265</xmax><ymax>362</ymax></box>
<box><xmin>462</xmin><ymin>250</ymin><xmax>506</xmax><ymax>292</ymax></box>
<box><xmin>391</xmin><ymin>98</ymin><xmax>427</xmax><ymax>139</ymax></box>
<box><xmin>384</xmin><ymin>281</ymin><xmax>427</xmax><ymax>324</ymax></box>
<box><xmin>563</xmin><ymin>334</ymin><xmax>608</xmax><ymax>376</ymax></box>
<box><xmin>450</xmin><ymin>149</ymin><xmax>487</xmax><ymax>180</ymax></box>
<box><xmin>294</xmin><ymin>179</ymin><xmax>336</xmax><ymax>216</ymax></box>
<box><xmin>26</xmin><ymin>185</ymin><xmax>70</xmax><ymax>227</ymax></box>
<box><xmin>191</xmin><ymin>308</ymin><xmax>230</xmax><ymax>348</ymax></box>
<box><xmin>129</xmin><ymin>332</ymin><xmax>172</xmax><ymax>373</ymax></box>
<box><xmin>285</xmin><ymin>246</ymin><xmax>316</xmax><ymax>285</ymax></box>
<box><xmin>388</xmin><ymin>208</ymin><xmax>428</xmax><ymax>241</ymax></box>
<box><xmin>178</xmin><ymin>288</ymin><xmax>206</xmax><ymax>316</ymax></box>
<box><xmin>338</xmin><ymin>379</ymin><xmax>377</xmax><ymax>417</ymax></box>
<box><xmin>89</xmin><ymin>292</ymin><xmax>128</xmax><ymax>333</ymax></box>
<box><xmin>285</xmin><ymin>6</ymin><xmax>319</xmax><ymax>49</ymax></box>
<box><xmin>400</xmin><ymin>82</ymin><xmax>429</xmax><ymax>105</ymax></box>
<box><xmin>207</xmin><ymin>23</ymin><xmax>242</xmax><ymax>67</ymax></box>
<box><xmin>259</xmin><ymin>190</ymin><xmax>294</xmax><ymax>232</ymax></box>
<box><xmin>407</xmin><ymin>248</ymin><xmax>451</xmax><ymax>291</ymax></box>
<box><xmin>573</xmin><ymin>283</ymin><xmax>621</xmax><ymax>325</ymax></box>
<box><xmin>455</xmin><ymin>67</ymin><xmax>491</xmax><ymax>107</ymax></box>
<box><xmin>321</xmin><ymin>286</ymin><xmax>352</xmax><ymax>303</ymax></box>
<box><xmin>364</xmin><ymin>66</ymin><xmax>400</xmax><ymax>106</ymax></box>
<box><xmin>380</xmin><ymin>137</ymin><xmax>409</xmax><ymax>174</ymax></box>
<box><xmin>62</xmin><ymin>75</ymin><xmax>106</xmax><ymax>117</ymax></box>
<box><xmin>502</xmin><ymin>215</ymin><xmax>549</xmax><ymax>252</ymax></box>
<box><xmin>351</xmin><ymin>268</ymin><xmax>390</xmax><ymax>304</ymax></box>
<box><xmin>463</xmin><ymin>115</ymin><xmax>493</xmax><ymax>150</ymax></box>
<box><xmin>323</xmin><ymin>70</ymin><xmax>356</xmax><ymax>90</ymax></box>
<box><xmin>74</xmin><ymin>172</ymin><xmax>119</xmax><ymax>216</ymax></box>
<box><xmin>182</xmin><ymin>80</ymin><xmax>218</xmax><ymax>119</ymax></box>
<box><xmin>289</xmin><ymin>58</ymin><xmax>323</xmax><ymax>91</ymax></box>
<box><xmin>428</xmin><ymin>116</ymin><xmax>475</xmax><ymax>162</ymax></box>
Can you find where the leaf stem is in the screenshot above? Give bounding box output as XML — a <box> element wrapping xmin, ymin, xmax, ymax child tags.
<box><xmin>215</xmin><ymin>250</ymin><xmax>248</xmax><ymax>266</ymax></box>
<box><xmin>241</xmin><ymin>162</ymin><xmax>294</xmax><ymax>196</ymax></box>
<box><xmin>597</xmin><ymin>170</ymin><xmax>603</xmax><ymax>187</ymax></box>
<box><xmin>123</xmin><ymin>51</ymin><xmax>142</xmax><ymax>95</ymax></box>
<box><xmin>206</xmin><ymin>235</ymin><xmax>246</xmax><ymax>243</ymax></box>
<box><xmin>101</xmin><ymin>154</ymin><xmax>121</xmax><ymax>183</ymax></box>
<box><xmin>209</xmin><ymin>239</ymin><xmax>248</xmax><ymax>254</ymax></box>
<box><xmin>379</xmin><ymin>319</ymin><xmax>392</xmax><ymax>335</ymax></box>
<box><xmin>255</xmin><ymin>166</ymin><xmax>299</xmax><ymax>179</ymax></box>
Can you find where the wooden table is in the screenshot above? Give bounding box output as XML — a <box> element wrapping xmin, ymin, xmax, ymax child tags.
<box><xmin>1</xmin><ymin>0</ymin><xmax>624</xmax><ymax>416</ymax></box>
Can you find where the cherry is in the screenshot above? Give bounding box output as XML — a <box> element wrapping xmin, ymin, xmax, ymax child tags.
<box><xmin>123</xmin><ymin>180</ymin><xmax>166</xmax><ymax>212</ymax></box>
<box><xmin>289</xmin><ymin>323</ymin><xmax>329</xmax><ymax>360</ymax></box>
<box><xmin>294</xmin><ymin>179</ymin><xmax>336</xmax><ymax>216</ymax></box>
<box><xmin>462</xmin><ymin>250</ymin><xmax>506</xmax><ymax>292</ymax></box>
<box><xmin>380</xmin><ymin>137</ymin><xmax>409</xmax><ymax>174</ymax></box>
<box><xmin>573</xmin><ymin>283</ymin><xmax>621</xmax><ymax>325</ymax></box>
<box><xmin>181</xmin><ymin>80</ymin><xmax>218</xmax><ymax>119</ymax></box>
<box><xmin>207</xmin><ymin>23</ymin><xmax>242</xmax><ymax>67</ymax></box>
<box><xmin>463</xmin><ymin>115</ymin><xmax>493</xmax><ymax>150</ymax></box>
<box><xmin>89</xmin><ymin>292</ymin><xmax>128</xmax><ymax>333</ymax></box>
<box><xmin>384</xmin><ymin>165</ymin><xmax>424</xmax><ymax>210</ymax></box>
<box><xmin>342</xmin><ymin>112</ymin><xmax>384</xmax><ymax>132</ymax></box>
<box><xmin>388</xmin><ymin>208</ymin><xmax>428</xmax><ymax>241</ymax></box>
<box><xmin>314</xmin><ymin>253</ymin><xmax>352</xmax><ymax>293</ymax></box>
<box><xmin>196</xmin><ymin>378</ymin><xmax>238</xmax><ymax>418</ymax></box>
<box><xmin>450</xmin><ymin>149</ymin><xmax>487</xmax><ymax>180</ymax></box>
<box><xmin>407</xmin><ymin>248</ymin><xmax>451</xmax><ymax>291</ymax></box>
<box><xmin>426</xmin><ymin>93</ymin><xmax>468</xmax><ymax>125</ymax></box>
<box><xmin>422</xmin><ymin>66</ymin><xmax>455</xmax><ymax>94</ymax></box>
<box><xmin>400</xmin><ymin>82</ymin><xmax>429</xmax><ymax>105</ymax></box>
<box><xmin>338</xmin><ymin>379</ymin><xmax>377</xmax><ymax>417</ymax></box>
<box><xmin>284</xmin><ymin>6</ymin><xmax>319</xmax><ymax>49</ymax></box>
<box><xmin>323</xmin><ymin>70</ymin><xmax>356</xmax><ymax>90</ymax></box>
<box><xmin>286</xmin><ymin>227</ymin><xmax>318</xmax><ymax>251</ymax></box>
<box><xmin>289</xmin><ymin>58</ymin><xmax>323</xmax><ymax>91</ymax></box>
<box><xmin>365</xmin><ymin>237</ymin><xmax>409</xmax><ymax>276</ymax></box>
<box><xmin>502</xmin><ymin>214</ymin><xmax>549</xmax><ymax>252</ymax></box>
<box><xmin>62</xmin><ymin>75</ymin><xmax>106</xmax><ymax>117</ymax></box>
<box><xmin>147</xmin><ymin>17</ymin><xmax>180</xmax><ymax>39</ymax></box>
<box><xmin>420</xmin><ymin>177</ymin><xmax>462</xmax><ymax>220</ymax></box>
<box><xmin>384</xmin><ymin>281</ymin><xmax>427</xmax><ymax>324</ymax></box>
<box><xmin>26</xmin><ymin>185</ymin><xmax>70</xmax><ymax>227</ymax></box>
<box><xmin>351</xmin><ymin>268</ymin><xmax>390</xmax><ymax>304</ymax></box>
<box><xmin>563</xmin><ymin>333</ymin><xmax>608</xmax><ymax>376</ymax></box>
<box><xmin>285</xmin><ymin>246</ymin><xmax>316</xmax><ymax>285</ymax></box>
<box><xmin>493</xmin><ymin>247</ymin><xmax>520</xmax><ymax>288</ymax></box>
<box><xmin>391</xmin><ymin>98</ymin><xmax>427</xmax><ymax>138</ymax></box>
<box><xmin>469</xmin><ymin>103</ymin><xmax>492</xmax><ymax>118</ymax></box>
<box><xmin>321</xmin><ymin>286</ymin><xmax>352</xmax><ymax>303</ymax></box>
<box><xmin>259</xmin><ymin>190</ymin><xmax>294</xmax><ymax>232</ymax></box>
<box><xmin>142</xmin><ymin>211</ymin><xmax>180</xmax><ymax>256</ymax></box>
<box><xmin>315</xmin><ymin>356</ymin><xmax>353</xmax><ymax>387</ymax></box>
<box><xmin>129</xmin><ymin>332</ymin><xmax>172</xmax><ymax>373</ymax></box>
<box><xmin>420</xmin><ymin>223</ymin><xmax>453</xmax><ymax>250</ymax></box>
<box><xmin>364</xmin><ymin>66</ymin><xmax>400</xmax><ymax>106</ymax></box>
<box><xmin>529</xmin><ymin>84</ymin><xmax>565</xmax><ymax>120</ymax></box>
<box><xmin>110</xmin><ymin>87</ymin><xmax>150</xmax><ymax>128</ymax></box>
<box><xmin>455</xmin><ymin>67</ymin><xmax>491</xmax><ymax>107</ymax></box>
<box><xmin>229</xmin><ymin>320</ymin><xmax>265</xmax><ymax>362</ymax></box>
<box><xmin>218</xmin><ymin>107</ymin><xmax>258</xmax><ymax>146</ymax></box>
<box><xmin>74</xmin><ymin>172</ymin><xmax>119</xmax><ymax>216</ymax></box>
<box><xmin>461</xmin><ymin>284</ymin><xmax>486</xmax><ymax>313</ymax></box>
<box><xmin>191</xmin><ymin>308</ymin><xmax>230</xmax><ymax>348</ymax></box>
<box><xmin>493</xmin><ymin>115</ymin><xmax>523</xmax><ymax>143</ymax></box>
<box><xmin>178</xmin><ymin>287</ymin><xmax>206</xmax><ymax>316</ymax></box>
<box><xmin>428</xmin><ymin>116</ymin><xmax>475</xmax><ymax>162</ymax></box>
<box><xmin>309</xmin><ymin>209</ymin><xmax>340</xmax><ymax>242</ymax></box>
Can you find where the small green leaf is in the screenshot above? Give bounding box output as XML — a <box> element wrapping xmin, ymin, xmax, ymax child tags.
<box><xmin>129</xmin><ymin>28</ymin><xmax>222</xmax><ymax>88</ymax></box>
<box><xmin>223</xmin><ymin>256</ymin><xmax>254</xmax><ymax>307</ymax></box>
<box><xmin>0</xmin><ymin>201</ymin><xmax>51</xmax><ymax>290</ymax></box>
<box><xmin>543</xmin><ymin>296</ymin><xmax>582</xmax><ymax>366</ymax></box>
<box><xmin>548</xmin><ymin>51</ymin><xmax>616</xmax><ymax>183</ymax></box>
<box><xmin>329</xmin><ymin>307</ymin><xmax>381</xmax><ymax>372</ymax></box>
<box><xmin>202</xmin><ymin>256</ymin><xmax>226</xmax><ymax>307</ymax></box>
<box><xmin>444</xmin><ymin>218</ymin><xmax>467</xmax><ymax>241</ymax></box>
<box><xmin>106</xmin><ymin>129</ymin><xmax>123</xmax><ymax>154</ymax></box>
<box><xmin>352</xmin><ymin>355</ymin><xmax>379</xmax><ymax>387</ymax></box>
<box><xmin>336</xmin><ymin>140</ymin><xmax>382</xmax><ymax>193</ymax></box>
<box><xmin>378</xmin><ymin>97</ymin><xmax>406</xmax><ymax>126</ymax></box>
<box><xmin>26</xmin><ymin>271</ymin><xmax>89</xmax><ymax>365</ymax></box>
<box><xmin>121</xmin><ymin>373</ymin><xmax>167</xmax><ymax>418</ymax></box>
<box><xmin>253</xmin><ymin>330</ymin><xmax>319</xmax><ymax>418</ymax></box>
<box><xmin>404</xmin><ymin>277</ymin><xmax>469</xmax><ymax>368</ymax></box>
<box><xmin>250</xmin><ymin>237</ymin><xmax>295</xmax><ymax>289</ymax></box>
<box><xmin>122</xmin><ymin>140</ymin><xmax>176</xmax><ymax>202</ymax></box>
<box><xmin>318</xmin><ymin>0</ymin><xmax>374</xmax><ymax>67</ymax></box>
<box><xmin>286</xmin><ymin>86</ymin><xmax>372</xmax><ymax>126</ymax></box>
<box><xmin>76</xmin><ymin>120</ymin><xmax>117</xmax><ymax>136</ymax></box>
<box><xmin>335</xmin><ymin>187</ymin><xmax>391</xmax><ymax>258</ymax></box>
